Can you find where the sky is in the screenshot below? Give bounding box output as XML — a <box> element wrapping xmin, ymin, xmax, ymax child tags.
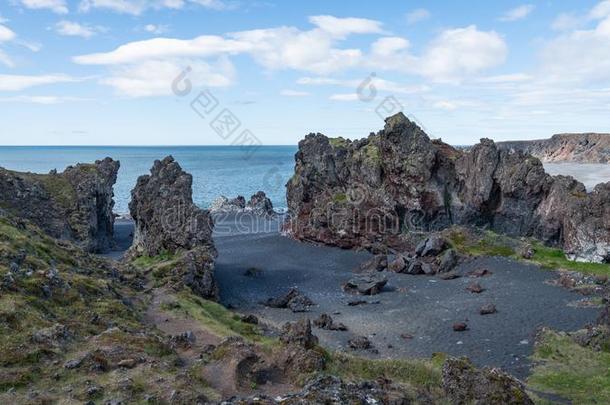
<box><xmin>0</xmin><ymin>0</ymin><xmax>609</xmax><ymax>146</ymax></box>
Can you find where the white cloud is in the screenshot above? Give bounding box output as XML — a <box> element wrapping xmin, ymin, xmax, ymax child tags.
<box><xmin>297</xmin><ymin>76</ymin><xmax>428</xmax><ymax>95</ymax></box>
<box><xmin>100</xmin><ymin>57</ymin><xmax>235</xmax><ymax>97</ymax></box>
<box><xmin>551</xmin><ymin>13</ymin><xmax>585</xmax><ymax>31</ymax></box>
<box><xmin>78</xmin><ymin>0</ymin><xmax>235</xmax><ymax>15</ymax></box>
<box><xmin>433</xmin><ymin>100</ymin><xmax>458</xmax><ymax>110</ymax></box>
<box><xmin>55</xmin><ymin>21</ymin><xmax>100</xmax><ymax>38</ymax></box>
<box><xmin>0</xmin><ymin>25</ymin><xmax>16</xmax><ymax>42</ymax></box>
<box><xmin>406</xmin><ymin>8</ymin><xmax>430</xmax><ymax>25</ymax></box>
<box><xmin>329</xmin><ymin>93</ymin><xmax>359</xmax><ymax>101</ymax></box>
<box><xmin>0</xmin><ymin>74</ymin><xmax>81</xmax><ymax>91</ymax></box>
<box><xmin>19</xmin><ymin>0</ymin><xmax>68</xmax><ymax>14</ymax></box>
<box><xmin>144</xmin><ymin>24</ymin><xmax>170</xmax><ymax>34</ymax></box>
<box><xmin>280</xmin><ymin>89</ymin><xmax>310</xmax><ymax>97</ymax></box>
<box><xmin>499</xmin><ymin>4</ymin><xmax>534</xmax><ymax>22</ymax></box>
<box><xmin>308</xmin><ymin>15</ymin><xmax>384</xmax><ymax>38</ymax></box>
<box><xmin>541</xmin><ymin>4</ymin><xmax>610</xmax><ymax>84</ymax></box>
<box><xmin>0</xmin><ymin>24</ymin><xmax>17</xmax><ymax>67</ymax></box>
<box><xmin>418</xmin><ymin>26</ymin><xmax>507</xmax><ymax>82</ymax></box>
<box><xmin>0</xmin><ymin>95</ymin><xmax>89</xmax><ymax>104</ymax></box>
<box><xmin>477</xmin><ymin>73</ymin><xmax>532</xmax><ymax>83</ymax></box>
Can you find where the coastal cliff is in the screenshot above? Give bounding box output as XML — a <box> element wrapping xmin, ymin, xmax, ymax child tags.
<box><xmin>285</xmin><ymin>113</ymin><xmax>610</xmax><ymax>263</ymax></box>
<box><xmin>498</xmin><ymin>133</ymin><xmax>610</xmax><ymax>163</ymax></box>
<box><xmin>0</xmin><ymin>158</ymin><xmax>119</xmax><ymax>253</ymax></box>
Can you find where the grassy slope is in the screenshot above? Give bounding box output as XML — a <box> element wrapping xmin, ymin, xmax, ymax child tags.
<box><xmin>446</xmin><ymin>227</ymin><xmax>610</xmax><ymax>276</ymax></box>
<box><xmin>0</xmin><ymin>215</ymin><xmax>213</xmax><ymax>403</ymax></box>
<box><xmin>529</xmin><ymin>329</ymin><xmax>610</xmax><ymax>404</ymax></box>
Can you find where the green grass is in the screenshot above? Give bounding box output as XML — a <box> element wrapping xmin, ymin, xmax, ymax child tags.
<box><xmin>327</xmin><ymin>351</ymin><xmax>445</xmax><ymax>391</ymax></box>
<box><xmin>528</xmin><ymin>329</ymin><xmax>610</xmax><ymax>404</ymax></box>
<box><xmin>446</xmin><ymin>227</ymin><xmax>610</xmax><ymax>276</ymax></box>
<box><xmin>329</xmin><ymin>137</ymin><xmax>349</xmax><ymax>148</ymax></box>
<box><xmin>530</xmin><ymin>243</ymin><xmax>610</xmax><ymax>276</ymax></box>
<box><xmin>163</xmin><ymin>291</ymin><xmax>272</xmax><ymax>345</ymax></box>
<box><xmin>332</xmin><ymin>193</ymin><xmax>348</xmax><ymax>203</ymax></box>
<box><xmin>447</xmin><ymin>228</ymin><xmax>515</xmax><ymax>258</ymax></box>
<box><xmin>132</xmin><ymin>251</ymin><xmax>176</xmax><ymax>268</ymax></box>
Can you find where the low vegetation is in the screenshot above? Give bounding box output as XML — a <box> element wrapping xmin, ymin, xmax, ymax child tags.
<box><xmin>446</xmin><ymin>226</ymin><xmax>610</xmax><ymax>276</ymax></box>
<box><xmin>529</xmin><ymin>328</ymin><xmax>610</xmax><ymax>404</ymax></box>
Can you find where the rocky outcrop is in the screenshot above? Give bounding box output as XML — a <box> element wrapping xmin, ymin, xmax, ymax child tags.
<box><xmin>498</xmin><ymin>133</ymin><xmax>610</xmax><ymax>163</ymax></box>
<box><xmin>210</xmin><ymin>191</ymin><xmax>276</xmax><ymax>216</ymax></box>
<box><xmin>128</xmin><ymin>156</ymin><xmax>218</xmax><ymax>299</ymax></box>
<box><xmin>0</xmin><ymin>158</ymin><xmax>119</xmax><ymax>253</ymax></box>
<box><xmin>442</xmin><ymin>357</ymin><xmax>533</xmax><ymax>404</ymax></box>
<box><xmin>285</xmin><ymin>113</ymin><xmax>610</xmax><ymax>262</ymax></box>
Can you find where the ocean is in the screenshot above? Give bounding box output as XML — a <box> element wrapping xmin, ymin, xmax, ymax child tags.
<box><xmin>1</xmin><ymin>146</ymin><xmax>608</xmax><ymax>215</ymax></box>
<box><xmin>0</xmin><ymin>146</ymin><xmax>297</xmax><ymax>214</ymax></box>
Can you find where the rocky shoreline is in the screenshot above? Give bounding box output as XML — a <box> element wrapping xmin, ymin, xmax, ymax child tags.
<box><xmin>498</xmin><ymin>133</ymin><xmax>610</xmax><ymax>164</ymax></box>
<box><xmin>1</xmin><ymin>116</ymin><xmax>609</xmax><ymax>403</ymax></box>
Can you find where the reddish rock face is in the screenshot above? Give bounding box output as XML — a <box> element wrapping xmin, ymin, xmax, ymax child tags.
<box><xmin>285</xmin><ymin>112</ymin><xmax>610</xmax><ymax>263</ymax></box>
<box><xmin>498</xmin><ymin>133</ymin><xmax>610</xmax><ymax>163</ymax></box>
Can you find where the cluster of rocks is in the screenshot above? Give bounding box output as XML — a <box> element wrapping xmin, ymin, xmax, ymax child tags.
<box><xmin>498</xmin><ymin>133</ymin><xmax>610</xmax><ymax>163</ymax></box>
<box><xmin>0</xmin><ymin>158</ymin><xmax>119</xmax><ymax>253</ymax></box>
<box><xmin>210</xmin><ymin>191</ymin><xmax>275</xmax><ymax>216</ymax></box>
<box><xmin>127</xmin><ymin>156</ymin><xmax>219</xmax><ymax>300</ymax></box>
<box><xmin>263</xmin><ymin>288</ymin><xmax>314</xmax><ymax>312</ymax></box>
<box><xmin>285</xmin><ymin>112</ymin><xmax>610</xmax><ymax>262</ymax></box>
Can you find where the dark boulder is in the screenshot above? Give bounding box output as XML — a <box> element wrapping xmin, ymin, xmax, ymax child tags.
<box><xmin>264</xmin><ymin>288</ymin><xmax>314</xmax><ymax>312</ymax></box>
<box><xmin>343</xmin><ymin>274</ymin><xmax>387</xmax><ymax>295</ymax></box>
<box><xmin>313</xmin><ymin>313</ymin><xmax>347</xmax><ymax>331</ymax></box>
<box><xmin>279</xmin><ymin>319</ymin><xmax>318</xmax><ymax>350</ymax></box>
<box><xmin>348</xmin><ymin>336</ymin><xmax>372</xmax><ymax>350</ymax></box>
<box><xmin>358</xmin><ymin>254</ymin><xmax>388</xmax><ymax>272</ymax></box>
<box><xmin>480</xmin><ymin>304</ymin><xmax>497</xmax><ymax>315</ymax></box>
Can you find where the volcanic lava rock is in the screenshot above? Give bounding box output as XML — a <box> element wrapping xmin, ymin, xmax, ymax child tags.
<box><xmin>348</xmin><ymin>336</ymin><xmax>372</xmax><ymax>350</ymax></box>
<box><xmin>453</xmin><ymin>322</ymin><xmax>468</xmax><ymax>332</ymax></box>
<box><xmin>442</xmin><ymin>357</ymin><xmax>533</xmax><ymax>404</ymax></box>
<box><xmin>129</xmin><ymin>156</ymin><xmax>215</xmax><ymax>257</ymax></box>
<box><xmin>285</xmin><ymin>112</ymin><xmax>610</xmax><ymax>262</ymax></box>
<box><xmin>480</xmin><ymin>304</ymin><xmax>497</xmax><ymax>315</ymax></box>
<box><xmin>0</xmin><ymin>158</ymin><xmax>119</xmax><ymax>253</ymax></box>
<box><xmin>264</xmin><ymin>288</ymin><xmax>314</xmax><ymax>312</ymax></box>
<box><xmin>279</xmin><ymin>319</ymin><xmax>318</xmax><ymax>349</ymax></box>
<box><xmin>343</xmin><ymin>274</ymin><xmax>387</xmax><ymax>295</ymax></box>
<box><xmin>466</xmin><ymin>282</ymin><xmax>485</xmax><ymax>294</ymax></box>
<box><xmin>358</xmin><ymin>254</ymin><xmax>388</xmax><ymax>272</ymax></box>
<box><xmin>128</xmin><ymin>156</ymin><xmax>218</xmax><ymax>299</ymax></box>
<box><xmin>210</xmin><ymin>191</ymin><xmax>275</xmax><ymax>216</ymax></box>
<box><xmin>246</xmin><ymin>191</ymin><xmax>275</xmax><ymax>216</ymax></box>
<box><xmin>313</xmin><ymin>313</ymin><xmax>347</xmax><ymax>331</ymax></box>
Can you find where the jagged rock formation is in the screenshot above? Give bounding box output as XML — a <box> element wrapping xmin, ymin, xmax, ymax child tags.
<box><xmin>128</xmin><ymin>156</ymin><xmax>218</xmax><ymax>299</ymax></box>
<box><xmin>498</xmin><ymin>133</ymin><xmax>610</xmax><ymax>163</ymax></box>
<box><xmin>285</xmin><ymin>113</ymin><xmax>610</xmax><ymax>262</ymax></box>
<box><xmin>210</xmin><ymin>191</ymin><xmax>276</xmax><ymax>216</ymax></box>
<box><xmin>0</xmin><ymin>158</ymin><xmax>119</xmax><ymax>253</ymax></box>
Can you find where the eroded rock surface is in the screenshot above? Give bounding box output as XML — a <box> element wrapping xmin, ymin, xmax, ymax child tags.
<box><xmin>442</xmin><ymin>357</ymin><xmax>534</xmax><ymax>404</ymax></box>
<box><xmin>285</xmin><ymin>113</ymin><xmax>610</xmax><ymax>262</ymax></box>
<box><xmin>128</xmin><ymin>156</ymin><xmax>218</xmax><ymax>299</ymax></box>
<box><xmin>210</xmin><ymin>191</ymin><xmax>276</xmax><ymax>216</ymax></box>
<box><xmin>0</xmin><ymin>158</ymin><xmax>119</xmax><ymax>252</ymax></box>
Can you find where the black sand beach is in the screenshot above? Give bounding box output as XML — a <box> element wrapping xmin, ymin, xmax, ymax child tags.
<box><xmin>110</xmin><ymin>214</ymin><xmax>600</xmax><ymax>379</ymax></box>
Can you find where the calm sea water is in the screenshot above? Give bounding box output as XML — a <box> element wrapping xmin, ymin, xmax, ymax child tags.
<box><xmin>0</xmin><ymin>146</ymin><xmax>297</xmax><ymax>214</ymax></box>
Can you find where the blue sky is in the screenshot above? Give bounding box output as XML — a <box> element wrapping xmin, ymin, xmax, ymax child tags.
<box><xmin>0</xmin><ymin>0</ymin><xmax>609</xmax><ymax>145</ymax></box>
